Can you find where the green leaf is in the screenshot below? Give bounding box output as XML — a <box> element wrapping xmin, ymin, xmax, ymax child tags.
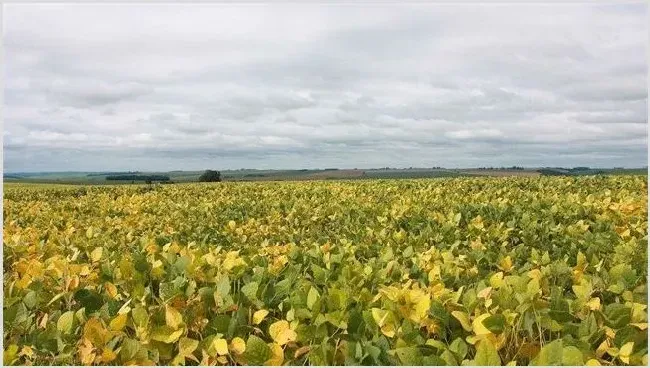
<box><xmin>150</xmin><ymin>325</ymin><xmax>183</xmax><ymax>344</ymax></box>
<box><xmin>173</xmin><ymin>256</ymin><xmax>191</xmax><ymax>273</ymax></box>
<box><xmin>449</xmin><ymin>337</ymin><xmax>468</xmax><ymax>360</ymax></box>
<box><xmin>562</xmin><ymin>346</ymin><xmax>584</xmax><ymax>366</ymax></box>
<box><xmin>348</xmin><ymin>309</ymin><xmax>365</xmax><ymax>335</ymax></box>
<box><xmin>311</xmin><ymin>265</ymin><xmax>328</xmax><ymax>285</ymax></box>
<box><xmin>307</xmin><ymin>286</ymin><xmax>320</xmax><ymax>310</ymax></box>
<box><xmin>215</xmin><ymin>275</ymin><xmax>230</xmax><ymax>297</ymax></box>
<box><xmin>159</xmin><ymin>282</ymin><xmax>179</xmax><ymax>301</ymax></box>
<box><xmin>604</xmin><ymin>304</ymin><xmax>631</xmax><ymax>329</ymax></box>
<box><xmin>5</xmin><ymin>302</ymin><xmax>28</xmax><ymax>324</ymax></box>
<box><xmin>549</xmin><ymin>295</ymin><xmax>573</xmax><ymax>323</ymax></box>
<box><xmin>244</xmin><ymin>335</ymin><xmax>272</xmax><ymax>365</ymax></box>
<box><xmin>530</xmin><ymin>339</ymin><xmax>563</xmax><ymax>366</ymax></box>
<box><xmin>57</xmin><ymin>311</ymin><xmax>75</xmax><ymax>334</ymax></box>
<box><xmin>395</xmin><ymin>346</ymin><xmax>422</xmax><ymax>365</ymax></box>
<box><xmin>274</xmin><ymin>279</ymin><xmax>292</xmax><ymax>298</ymax></box>
<box><xmin>572</xmin><ymin>281</ymin><xmax>592</xmax><ymax>301</ymax></box>
<box><xmin>429</xmin><ymin>301</ymin><xmax>451</xmax><ymax>327</ymax></box>
<box><xmin>73</xmin><ymin>289</ymin><xmax>104</xmax><ymax>314</ymax></box>
<box><xmin>119</xmin><ymin>338</ymin><xmax>140</xmax><ymax>361</ymax></box>
<box><xmin>474</xmin><ymin>340</ymin><xmax>501</xmax><ymax>366</ymax></box>
<box><xmin>451</xmin><ymin>311</ymin><xmax>472</xmax><ymax>332</ymax></box>
<box><xmin>241</xmin><ymin>281</ymin><xmax>259</xmax><ymax>301</ymax></box>
<box><xmin>441</xmin><ymin>349</ymin><xmax>458</xmax><ymax>366</ymax></box>
<box><xmin>481</xmin><ymin>314</ymin><xmax>506</xmax><ymax>334</ymax></box>
<box><xmin>613</xmin><ymin>325</ymin><xmax>641</xmax><ymax>348</ymax></box>
<box><xmin>402</xmin><ymin>246</ymin><xmax>414</xmax><ymax>258</ymax></box>
<box><xmin>23</xmin><ymin>290</ymin><xmax>38</xmax><ymax>309</ymax></box>
<box><xmin>608</xmin><ymin>264</ymin><xmax>636</xmax><ymax>287</ymax></box>
<box><xmin>178</xmin><ymin>337</ymin><xmax>199</xmax><ymax>356</ymax></box>
<box><xmin>4</xmin><ymin>344</ymin><xmax>19</xmax><ymax>365</ymax></box>
<box><xmin>210</xmin><ymin>315</ymin><xmax>231</xmax><ymax>334</ymax></box>
<box><xmin>132</xmin><ymin>306</ymin><xmax>149</xmax><ymax>327</ymax></box>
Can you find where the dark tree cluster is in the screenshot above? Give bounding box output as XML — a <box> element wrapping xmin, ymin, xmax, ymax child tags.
<box><xmin>199</xmin><ymin>170</ymin><xmax>222</xmax><ymax>182</ymax></box>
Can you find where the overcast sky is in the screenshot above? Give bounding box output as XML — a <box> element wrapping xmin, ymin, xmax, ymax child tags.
<box><xmin>3</xmin><ymin>3</ymin><xmax>648</xmax><ymax>172</ymax></box>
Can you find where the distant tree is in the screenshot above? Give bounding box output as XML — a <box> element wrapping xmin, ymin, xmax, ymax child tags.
<box><xmin>199</xmin><ymin>170</ymin><xmax>222</xmax><ymax>182</ymax></box>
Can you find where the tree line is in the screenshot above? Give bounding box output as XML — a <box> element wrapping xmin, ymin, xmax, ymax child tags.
<box><xmin>105</xmin><ymin>175</ymin><xmax>170</xmax><ymax>182</ymax></box>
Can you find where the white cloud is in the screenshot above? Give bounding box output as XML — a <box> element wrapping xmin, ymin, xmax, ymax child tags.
<box><xmin>446</xmin><ymin>129</ymin><xmax>504</xmax><ymax>140</ymax></box>
<box><xmin>3</xmin><ymin>3</ymin><xmax>647</xmax><ymax>171</ymax></box>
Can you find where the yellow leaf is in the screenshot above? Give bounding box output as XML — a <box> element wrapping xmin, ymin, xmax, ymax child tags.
<box><xmin>179</xmin><ymin>337</ymin><xmax>199</xmax><ymax>356</ymax></box>
<box><xmin>294</xmin><ymin>346</ymin><xmax>311</xmax><ymax>359</ymax></box>
<box><xmin>622</xmin><ymin>291</ymin><xmax>634</xmax><ymax>301</ymax></box>
<box><xmin>264</xmin><ymin>343</ymin><xmax>284</xmax><ymax>366</ymax></box>
<box><xmin>527</xmin><ymin>269</ymin><xmax>542</xmax><ymax>280</ymax></box>
<box><xmin>380</xmin><ymin>323</ymin><xmax>396</xmax><ymax>338</ymax></box>
<box><xmin>117</xmin><ymin>299</ymin><xmax>132</xmax><ymax>315</ymax></box>
<box><xmin>19</xmin><ymin>346</ymin><xmax>34</xmax><ymax>359</ymax></box>
<box><xmin>595</xmin><ymin>339</ymin><xmax>609</xmax><ymax>358</ymax></box>
<box><xmin>498</xmin><ymin>256</ymin><xmax>513</xmax><ymax>272</ymax></box>
<box><xmin>253</xmin><ymin>309</ymin><xmax>269</xmax><ymax>325</ymax></box>
<box><xmin>506</xmin><ymin>361</ymin><xmax>517</xmax><ymax>366</ymax></box>
<box><xmin>109</xmin><ymin>314</ymin><xmax>127</xmax><ymax>332</ymax></box>
<box><xmin>78</xmin><ymin>338</ymin><xmax>96</xmax><ymax>366</ymax></box>
<box><xmin>269</xmin><ymin>320</ymin><xmax>297</xmax><ymax>346</ymax></box>
<box><xmin>83</xmin><ymin>318</ymin><xmax>112</xmax><ymax>347</ymax></box>
<box><xmin>167</xmin><ymin>328</ymin><xmax>185</xmax><ymax>344</ymax></box>
<box><xmin>38</xmin><ymin>313</ymin><xmax>49</xmax><ymax>329</ymax></box>
<box><xmin>101</xmin><ymin>348</ymin><xmax>117</xmax><ymax>363</ymax></box>
<box><xmin>407</xmin><ymin>289</ymin><xmax>431</xmax><ymax>323</ymax></box>
<box><xmin>472</xmin><ymin>314</ymin><xmax>492</xmax><ymax>336</ymax></box>
<box><xmin>228</xmin><ymin>220</ymin><xmax>236</xmax><ymax>230</ymax></box>
<box><xmin>371</xmin><ymin>308</ymin><xmax>389</xmax><ymax>326</ymax></box>
<box><xmin>630</xmin><ymin>323</ymin><xmax>648</xmax><ymax>330</ymax></box>
<box><xmin>477</xmin><ymin>287</ymin><xmax>492</xmax><ymax>299</ymax></box>
<box><xmin>213</xmin><ymin>338</ymin><xmax>229</xmax><ymax>356</ymax></box>
<box><xmin>586</xmin><ymin>359</ymin><xmax>601</xmax><ymax>366</ymax></box>
<box><xmin>104</xmin><ymin>282</ymin><xmax>118</xmax><ymax>299</ymax></box>
<box><xmin>16</xmin><ymin>274</ymin><xmax>33</xmax><ymax>289</ymax></box>
<box><xmin>4</xmin><ymin>344</ymin><xmax>19</xmax><ymax>364</ymax></box>
<box><xmin>379</xmin><ymin>286</ymin><xmax>401</xmax><ymax>302</ymax></box>
<box><xmin>90</xmin><ymin>247</ymin><xmax>103</xmax><ymax>263</ymax></box>
<box><xmin>470</xmin><ymin>238</ymin><xmax>485</xmax><ymax>250</ymax></box>
<box><xmin>166</xmin><ymin>305</ymin><xmax>183</xmax><ymax>329</ymax></box>
<box><xmin>79</xmin><ymin>265</ymin><xmax>91</xmax><ymax>276</ymax></box>
<box><xmin>451</xmin><ymin>311</ymin><xmax>472</xmax><ymax>332</ymax></box>
<box><xmin>630</xmin><ymin>302</ymin><xmax>647</xmax><ymax>323</ymax></box>
<box><xmin>223</xmin><ymin>251</ymin><xmax>246</xmax><ymax>270</ymax></box>
<box><xmin>586</xmin><ymin>297</ymin><xmax>601</xmax><ymax>311</ymax></box>
<box><xmin>230</xmin><ymin>337</ymin><xmax>246</xmax><ymax>355</ymax></box>
<box><xmin>69</xmin><ymin>275</ymin><xmax>80</xmax><ymax>290</ymax></box>
<box><xmin>489</xmin><ymin>272</ymin><xmax>504</xmax><ymax>288</ymax></box>
<box><xmin>619</xmin><ymin>342</ymin><xmax>634</xmax><ymax>364</ymax></box>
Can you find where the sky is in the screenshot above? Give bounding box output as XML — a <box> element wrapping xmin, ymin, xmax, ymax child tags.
<box><xmin>3</xmin><ymin>3</ymin><xmax>648</xmax><ymax>172</ymax></box>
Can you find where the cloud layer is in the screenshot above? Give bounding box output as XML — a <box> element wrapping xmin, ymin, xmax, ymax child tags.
<box><xmin>4</xmin><ymin>3</ymin><xmax>648</xmax><ymax>171</ymax></box>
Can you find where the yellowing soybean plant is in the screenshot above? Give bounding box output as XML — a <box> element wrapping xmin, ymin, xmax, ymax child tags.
<box><xmin>3</xmin><ymin>176</ymin><xmax>648</xmax><ymax>366</ymax></box>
